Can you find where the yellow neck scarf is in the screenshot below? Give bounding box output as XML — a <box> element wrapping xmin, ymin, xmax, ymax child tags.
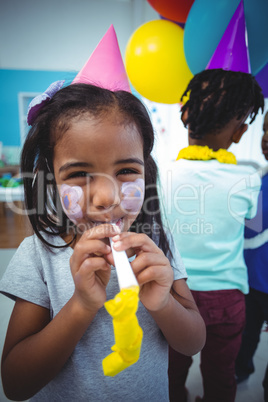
<box><xmin>176</xmin><ymin>145</ymin><xmax>237</xmax><ymax>164</ymax></box>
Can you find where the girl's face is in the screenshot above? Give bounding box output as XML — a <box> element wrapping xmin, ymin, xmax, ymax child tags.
<box><xmin>53</xmin><ymin>112</ymin><xmax>145</xmax><ymax>234</ymax></box>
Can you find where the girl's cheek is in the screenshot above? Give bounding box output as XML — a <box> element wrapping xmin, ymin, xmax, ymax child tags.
<box><xmin>60</xmin><ymin>184</ymin><xmax>84</xmax><ymax>224</ymax></box>
<box><xmin>120</xmin><ymin>178</ymin><xmax>145</xmax><ymax>214</ymax></box>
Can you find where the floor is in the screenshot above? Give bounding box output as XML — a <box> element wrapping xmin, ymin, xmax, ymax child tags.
<box><xmin>0</xmin><ymin>248</ymin><xmax>267</xmax><ymax>401</ymax></box>
<box><xmin>0</xmin><ymin>202</ymin><xmax>32</xmax><ymax>248</ymax></box>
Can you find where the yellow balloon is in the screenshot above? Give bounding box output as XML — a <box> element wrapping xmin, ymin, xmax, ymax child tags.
<box><xmin>125</xmin><ymin>19</ymin><xmax>193</xmax><ymax>104</ymax></box>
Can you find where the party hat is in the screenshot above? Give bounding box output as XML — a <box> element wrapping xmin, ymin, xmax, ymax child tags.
<box><xmin>206</xmin><ymin>1</ymin><xmax>251</xmax><ymax>73</ymax></box>
<box><xmin>72</xmin><ymin>25</ymin><xmax>131</xmax><ymax>92</ymax></box>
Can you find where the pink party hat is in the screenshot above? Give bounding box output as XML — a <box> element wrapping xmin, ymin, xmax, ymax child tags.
<box><xmin>72</xmin><ymin>25</ymin><xmax>131</xmax><ymax>92</ymax></box>
<box><xmin>206</xmin><ymin>1</ymin><xmax>251</xmax><ymax>73</ymax></box>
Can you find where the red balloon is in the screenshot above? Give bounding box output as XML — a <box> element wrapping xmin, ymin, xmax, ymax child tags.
<box><xmin>160</xmin><ymin>14</ymin><xmax>185</xmax><ymax>29</ymax></box>
<box><xmin>147</xmin><ymin>0</ymin><xmax>194</xmax><ymax>23</ymax></box>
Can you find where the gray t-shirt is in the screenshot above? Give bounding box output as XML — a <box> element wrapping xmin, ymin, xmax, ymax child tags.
<box><xmin>0</xmin><ymin>231</ymin><xmax>186</xmax><ymax>401</ymax></box>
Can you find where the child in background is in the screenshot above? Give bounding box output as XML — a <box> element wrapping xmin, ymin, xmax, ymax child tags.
<box><xmin>0</xmin><ymin>27</ymin><xmax>205</xmax><ymax>401</ymax></box>
<box><xmin>236</xmin><ymin>111</ymin><xmax>268</xmax><ymax>401</ymax></box>
<box><xmin>161</xmin><ymin>68</ymin><xmax>264</xmax><ymax>402</ymax></box>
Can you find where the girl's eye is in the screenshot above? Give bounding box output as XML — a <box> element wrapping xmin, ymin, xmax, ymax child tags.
<box><xmin>67</xmin><ymin>171</ymin><xmax>90</xmax><ymax>179</ymax></box>
<box><xmin>117</xmin><ymin>168</ymin><xmax>138</xmax><ymax>176</ymax></box>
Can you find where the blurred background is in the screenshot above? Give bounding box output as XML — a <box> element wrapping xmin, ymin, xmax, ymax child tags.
<box><xmin>0</xmin><ymin>0</ymin><xmax>157</xmax><ymax>165</ymax></box>
<box><xmin>1</xmin><ymin>0</ymin><xmax>267</xmax><ymax>170</ymax></box>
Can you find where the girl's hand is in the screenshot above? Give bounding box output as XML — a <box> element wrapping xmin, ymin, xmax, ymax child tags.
<box><xmin>70</xmin><ymin>224</ymin><xmax>119</xmax><ymax>313</ymax></box>
<box><xmin>112</xmin><ymin>232</ymin><xmax>174</xmax><ymax>312</ymax></box>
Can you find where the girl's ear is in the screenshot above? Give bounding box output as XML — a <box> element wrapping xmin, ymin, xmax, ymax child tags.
<box><xmin>232</xmin><ymin>123</ymin><xmax>248</xmax><ymax>144</ymax></box>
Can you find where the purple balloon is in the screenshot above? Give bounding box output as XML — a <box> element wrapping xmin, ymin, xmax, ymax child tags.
<box><xmin>159</xmin><ymin>14</ymin><xmax>185</xmax><ymax>29</ymax></box>
<box><xmin>256</xmin><ymin>62</ymin><xmax>268</xmax><ymax>98</ymax></box>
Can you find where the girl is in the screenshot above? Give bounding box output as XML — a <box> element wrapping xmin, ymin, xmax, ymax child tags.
<box><xmin>0</xmin><ymin>83</ymin><xmax>205</xmax><ymax>401</ymax></box>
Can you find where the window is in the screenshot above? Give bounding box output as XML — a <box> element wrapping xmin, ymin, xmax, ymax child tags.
<box><xmin>18</xmin><ymin>92</ymin><xmax>40</xmax><ymax>145</ymax></box>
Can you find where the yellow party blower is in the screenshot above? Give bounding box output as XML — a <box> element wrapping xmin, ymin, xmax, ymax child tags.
<box><xmin>102</xmin><ymin>233</ymin><xmax>143</xmax><ymax>377</ymax></box>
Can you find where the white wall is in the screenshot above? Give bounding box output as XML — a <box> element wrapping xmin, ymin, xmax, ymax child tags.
<box><xmin>144</xmin><ymin>98</ymin><xmax>268</xmax><ymax>169</ymax></box>
<box><xmin>0</xmin><ymin>0</ymin><xmax>158</xmax><ymax>71</ymax></box>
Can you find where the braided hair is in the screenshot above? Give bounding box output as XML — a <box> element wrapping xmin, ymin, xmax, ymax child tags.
<box><xmin>180</xmin><ymin>69</ymin><xmax>264</xmax><ymax>139</ymax></box>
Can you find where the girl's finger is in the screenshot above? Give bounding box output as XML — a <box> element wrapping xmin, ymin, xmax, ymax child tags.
<box><xmin>136</xmin><ymin>264</ymin><xmax>173</xmax><ymax>288</ymax></box>
<box><xmin>73</xmin><ymin>257</ymin><xmax>111</xmax><ymax>293</ymax></box>
<box><xmin>70</xmin><ymin>240</ymin><xmax>111</xmax><ymax>275</ymax></box>
<box><xmin>111</xmin><ymin>232</ymin><xmax>162</xmax><ymax>254</ymax></box>
<box><xmin>79</xmin><ymin>256</ymin><xmax>111</xmax><ymax>274</ymax></box>
<box><xmin>70</xmin><ymin>239</ymin><xmax>111</xmax><ymax>273</ymax></box>
<box><xmin>71</xmin><ymin>224</ymin><xmax>120</xmax><ymax>270</ymax></box>
<box><xmin>131</xmin><ymin>252</ymin><xmax>168</xmax><ymax>275</ymax></box>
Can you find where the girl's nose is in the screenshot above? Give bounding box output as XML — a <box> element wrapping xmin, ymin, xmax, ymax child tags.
<box><xmin>91</xmin><ymin>175</ymin><xmax>120</xmax><ymax>210</ymax></box>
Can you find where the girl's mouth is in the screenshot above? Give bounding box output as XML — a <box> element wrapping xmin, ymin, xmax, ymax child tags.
<box><xmin>91</xmin><ymin>218</ymin><xmax>124</xmax><ymax>231</ymax></box>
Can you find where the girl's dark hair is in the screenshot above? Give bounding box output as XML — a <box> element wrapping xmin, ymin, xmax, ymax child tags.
<box><xmin>21</xmin><ymin>83</ymin><xmax>172</xmax><ymax>258</ymax></box>
<box><xmin>181</xmin><ymin>68</ymin><xmax>264</xmax><ymax>139</ymax></box>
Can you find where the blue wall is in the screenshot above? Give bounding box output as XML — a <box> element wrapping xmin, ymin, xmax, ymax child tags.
<box><xmin>0</xmin><ymin>69</ymin><xmax>77</xmax><ymax>147</ymax></box>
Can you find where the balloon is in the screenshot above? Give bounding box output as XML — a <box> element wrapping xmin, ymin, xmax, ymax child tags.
<box><xmin>256</xmin><ymin>62</ymin><xmax>268</xmax><ymax>98</ymax></box>
<box><xmin>184</xmin><ymin>0</ymin><xmax>268</xmax><ymax>76</ymax></box>
<box><xmin>160</xmin><ymin>14</ymin><xmax>185</xmax><ymax>29</ymax></box>
<box><xmin>125</xmin><ymin>20</ymin><xmax>193</xmax><ymax>104</ymax></box>
<box><xmin>147</xmin><ymin>0</ymin><xmax>195</xmax><ymax>23</ymax></box>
